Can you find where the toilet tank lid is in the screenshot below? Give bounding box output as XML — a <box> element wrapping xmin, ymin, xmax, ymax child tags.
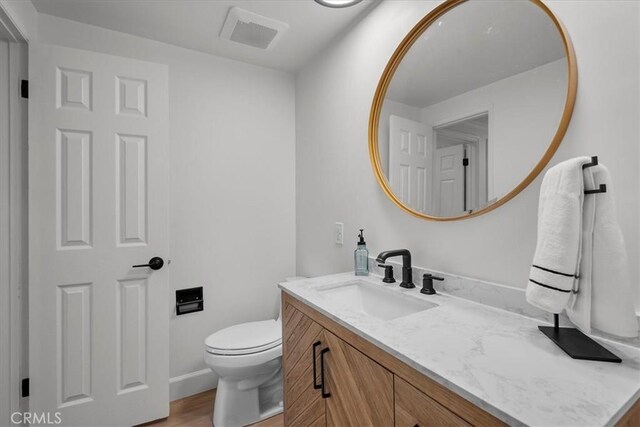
<box><xmin>205</xmin><ymin>319</ymin><xmax>281</xmax><ymax>351</ymax></box>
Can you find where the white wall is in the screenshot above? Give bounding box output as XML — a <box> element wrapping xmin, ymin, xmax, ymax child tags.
<box><xmin>37</xmin><ymin>14</ymin><xmax>296</xmax><ymax>396</ymax></box>
<box><xmin>296</xmin><ymin>0</ymin><xmax>640</xmax><ymax>308</ymax></box>
<box><xmin>421</xmin><ymin>59</ymin><xmax>567</xmax><ymax>199</ymax></box>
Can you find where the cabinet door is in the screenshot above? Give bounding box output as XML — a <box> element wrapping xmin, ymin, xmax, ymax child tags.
<box><xmin>323</xmin><ymin>330</ymin><xmax>394</xmax><ymax>427</ymax></box>
<box><xmin>283</xmin><ymin>301</ymin><xmax>326</xmax><ymax>427</ymax></box>
<box><xmin>395</xmin><ymin>376</ymin><xmax>470</xmax><ymax>427</ymax></box>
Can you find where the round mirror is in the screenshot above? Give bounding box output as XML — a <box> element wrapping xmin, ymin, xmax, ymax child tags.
<box><xmin>369</xmin><ymin>0</ymin><xmax>577</xmax><ymax>221</ymax></box>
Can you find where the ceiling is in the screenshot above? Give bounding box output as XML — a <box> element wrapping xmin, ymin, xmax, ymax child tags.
<box><xmin>385</xmin><ymin>0</ymin><xmax>566</xmax><ymax>108</ymax></box>
<box><xmin>32</xmin><ymin>0</ymin><xmax>377</xmax><ymax>72</ymax></box>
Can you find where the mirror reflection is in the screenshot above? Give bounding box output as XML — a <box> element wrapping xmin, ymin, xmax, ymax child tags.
<box><xmin>378</xmin><ymin>0</ymin><xmax>569</xmax><ymax>217</ymax></box>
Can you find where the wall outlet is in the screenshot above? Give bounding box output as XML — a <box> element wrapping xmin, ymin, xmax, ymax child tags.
<box><xmin>334</xmin><ymin>222</ymin><xmax>344</xmax><ymax>245</ymax></box>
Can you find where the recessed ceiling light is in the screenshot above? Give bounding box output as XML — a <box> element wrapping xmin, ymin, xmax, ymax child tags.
<box><xmin>314</xmin><ymin>0</ymin><xmax>363</xmax><ymax>8</ymax></box>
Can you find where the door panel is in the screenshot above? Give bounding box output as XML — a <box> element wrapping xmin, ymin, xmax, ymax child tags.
<box><xmin>323</xmin><ymin>331</ymin><xmax>394</xmax><ymax>427</ymax></box>
<box><xmin>116</xmin><ymin>134</ymin><xmax>148</xmax><ymax>246</ymax></box>
<box><xmin>29</xmin><ymin>43</ymin><xmax>169</xmax><ymax>426</ymax></box>
<box><xmin>283</xmin><ymin>302</ymin><xmax>325</xmax><ymax>427</ymax></box>
<box><xmin>57</xmin><ymin>129</ymin><xmax>92</xmax><ymax>248</ymax></box>
<box><xmin>58</xmin><ymin>283</ymin><xmax>92</xmax><ymax>406</ymax></box>
<box><xmin>116</xmin><ymin>278</ymin><xmax>148</xmax><ymax>393</ymax></box>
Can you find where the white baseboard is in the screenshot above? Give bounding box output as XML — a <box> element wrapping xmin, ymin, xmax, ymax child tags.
<box><xmin>169</xmin><ymin>368</ymin><xmax>217</xmax><ymax>402</ymax></box>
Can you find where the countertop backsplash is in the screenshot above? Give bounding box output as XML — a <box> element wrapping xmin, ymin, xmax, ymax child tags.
<box><xmin>368</xmin><ymin>257</ymin><xmax>640</xmax><ymax>348</ymax></box>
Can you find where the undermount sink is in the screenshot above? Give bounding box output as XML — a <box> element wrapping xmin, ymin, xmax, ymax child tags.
<box><xmin>317</xmin><ymin>280</ymin><xmax>437</xmax><ymax>321</ymax></box>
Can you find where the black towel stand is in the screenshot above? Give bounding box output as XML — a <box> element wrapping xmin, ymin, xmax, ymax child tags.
<box><xmin>538</xmin><ymin>156</ymin><xmax>621</xmax><ymax>363</ymax></box>
<box><xmin>581</xmin><ymin>155</ymin><xmax>599</xmax><ymax>169</ymax></box>
<box><xmin>582</xmin><ymin>156</ymin><xmax>607</xmax><ymax>194</ymax></box>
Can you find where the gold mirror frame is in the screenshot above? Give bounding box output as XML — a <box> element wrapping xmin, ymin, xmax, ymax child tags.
<box><xmin>369</xmin><ymin>0</ymin><xmax>578</xmax><ymax>222</ymax></box>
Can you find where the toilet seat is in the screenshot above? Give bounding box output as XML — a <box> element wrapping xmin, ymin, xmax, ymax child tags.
<box><xmin>205</xmin><ymin>319</ymin><xmax>282</xmax><ymax>356</ymax></box>
<box><xmin>206</xmin><ymin>340</ymin><xmax>281</xmax><ymax>356</ymax></box>
<box><xmin>205</xmin><ymin>343</ymin><xmax>282</xmax><ymax>371</ymax></box>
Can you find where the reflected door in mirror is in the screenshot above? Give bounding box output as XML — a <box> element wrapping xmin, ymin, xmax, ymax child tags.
<box><xmin>389</xmin><ymin>115</ymin><xmax>432</xmax><ymax>213</ymax></box>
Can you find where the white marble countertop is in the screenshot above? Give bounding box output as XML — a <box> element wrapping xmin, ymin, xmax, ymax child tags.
<box><xmin>278</xmin><ymin>272</ymin><xmax>640</xmax><ymax>427</ymax></box>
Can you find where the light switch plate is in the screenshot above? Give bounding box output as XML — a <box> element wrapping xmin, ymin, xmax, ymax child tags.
<box><xmin>334</xmin><ymin>222</ymin><xmax>344</xmax><ymax>245</ymax></box>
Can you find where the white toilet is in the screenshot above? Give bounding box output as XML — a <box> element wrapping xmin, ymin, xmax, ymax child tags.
<box><xmin>204</xmin><ymin>318</ymin><xmax>283</xmax><ymax>426</ymax></box>
<box><xmin>204</xmin><ymin>279</ymin><xmax>306</xmax><ymax>427</ymax></box>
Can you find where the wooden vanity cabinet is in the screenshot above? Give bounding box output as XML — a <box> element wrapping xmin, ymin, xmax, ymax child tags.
<box><xmin>282</xmin><ymin>298</ymin><xmax>325</xmax><ymax>426</ymax></box>
<box><xmin>283</xmin><ymin>297</ymin><xmax>394</xmax><ymax>426</ymax></box>
<box><xmin>282</xmin><ymin>292</ymin><xmax>501</xmax><ymax>427</ymax></box>
<box><xmin>323</xmin><ymin>330</ymin><xmax>394</xmax><ymax>426</ymax></box>
<box><xmin>395</xmin><ymin>377</ymin><xmax>470</xmax><ymax>427</ymax></box>
<box><xmin>282</xmin><ymin>292</ymin><xmax>640</xmax><ymax>427</ymax></box>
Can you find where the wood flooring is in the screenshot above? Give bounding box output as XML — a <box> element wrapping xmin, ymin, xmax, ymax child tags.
<box><xmin>140</xmin><ymin>389</ymin><xmax>284</xmax><ymax>427</ymax></box>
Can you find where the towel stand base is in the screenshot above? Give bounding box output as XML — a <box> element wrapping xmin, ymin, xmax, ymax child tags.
<box><xmin>539</xmin><ymin>315</ymin><xmax>621</xmax><ymax>363</ymax></box>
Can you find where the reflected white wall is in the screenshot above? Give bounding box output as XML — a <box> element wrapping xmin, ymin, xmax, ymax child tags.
<box><xmin>421</xmin><ymin>59</ymin><xmax>567</xmax><ymax>199</ymax></box>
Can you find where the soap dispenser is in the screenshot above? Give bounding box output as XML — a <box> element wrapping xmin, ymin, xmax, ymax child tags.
<box><xmin>354</xmin><ymin>229</ymin><xmax>369</xmax><ymax>276</ymax></box>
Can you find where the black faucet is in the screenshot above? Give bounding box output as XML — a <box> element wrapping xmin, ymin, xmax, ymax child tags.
<box><xmin>376</xmin><ymin>249</ymin><xmax>414</xmax><ymax>288</ymax></box>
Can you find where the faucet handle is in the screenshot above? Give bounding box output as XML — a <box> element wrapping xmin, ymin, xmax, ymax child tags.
<box><xmin>421</xmin><ymin>273</ymin><xmax>443</xmax><ymax>295</ymax></box>
<box><xmin>378</xmin><ymin>264</ymin><xmax>396</xmax><ymax>283</ymax></box>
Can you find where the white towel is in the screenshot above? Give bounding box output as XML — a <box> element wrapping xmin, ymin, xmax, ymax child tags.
<box><xmin>567</xmin><ymin>165</ymin><xmax>638</xmax><ymax>337</ymax></box>
<box><xmin>565</xmin><ymin>165</ymin><xmax>595</xmax><ymax>331</ymax></box>
<box><xmin>526</xmin><ymin>157</ymin><xmax>589</xmax><ymax>313</ymax></box>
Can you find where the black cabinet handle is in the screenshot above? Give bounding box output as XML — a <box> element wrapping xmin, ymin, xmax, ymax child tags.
<box><xmin>132</xmin><ymin>257</ymin><xmax>164</xmax><ymax>270</ymax></box>
<box><xmin>312</xmin><ymin>341</ymin><xmax>321</xmax><ymax>390</ymax></box>
<box><xmin>320</xmin><ymin>348</ymin><xmax>330</xmax><ymax>398</ymax></box>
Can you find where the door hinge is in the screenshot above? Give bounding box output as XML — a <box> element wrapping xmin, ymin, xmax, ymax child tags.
<box><xmin>462</xmin><ymin>158</ymin><xmax>469</xmax><ymax>167</ymax></box>
<box><xmin>20</xmin><ymin>80</ymin><xmax>28</xmax><ymax>99</ymax></box>
<box><xmin>21</xmin><ymin>378</ymin><xmax>29</xmax><ymax>397</ymax></box>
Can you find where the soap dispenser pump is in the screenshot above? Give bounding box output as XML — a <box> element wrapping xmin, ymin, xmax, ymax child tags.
<box><xmin>354</xmin><ymin>229</ymin><xmax>369</xmax><ymax>276</ymax></box>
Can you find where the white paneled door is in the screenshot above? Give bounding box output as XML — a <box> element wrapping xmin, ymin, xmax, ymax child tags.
<box><xmin>389</xmin><ymin>115</ymin><xmax>432</xmax><ymax>214</ymax></box>
<box><xmin>29</xmin><ymin>44</ymin><xmax>169</xmax><ymax>426</ymax></box>
<box><xmin>434</xmin><ymin>144</ymin><xmax>464</xmax><ymax>217</ymax></box>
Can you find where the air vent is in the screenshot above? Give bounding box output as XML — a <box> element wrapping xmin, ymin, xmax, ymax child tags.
<box><xmin>220</xmin><ymin>7</ymin><xmax>289</xmax><ymax>50</ymax></box>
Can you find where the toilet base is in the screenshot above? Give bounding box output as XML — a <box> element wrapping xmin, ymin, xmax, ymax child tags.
<box><xmin>212</xmin><ymin>365</ymin><xmax>283</xmax><ymax>427</ymax></box>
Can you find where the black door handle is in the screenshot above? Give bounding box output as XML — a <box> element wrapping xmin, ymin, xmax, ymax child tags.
<box><xmin>132</xmin><ymin>257</ymin><xmax>164</xmax><ymax>270</ymax></box>
<box><xmin>312</xmin><ymin>341</ymin><xmax>321</xmax><ymax>390</ymax></box>
<box><xmin>320</xmin><ymin>348</ymin><xmax>330</xmax><ymax>398</ymax></box>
